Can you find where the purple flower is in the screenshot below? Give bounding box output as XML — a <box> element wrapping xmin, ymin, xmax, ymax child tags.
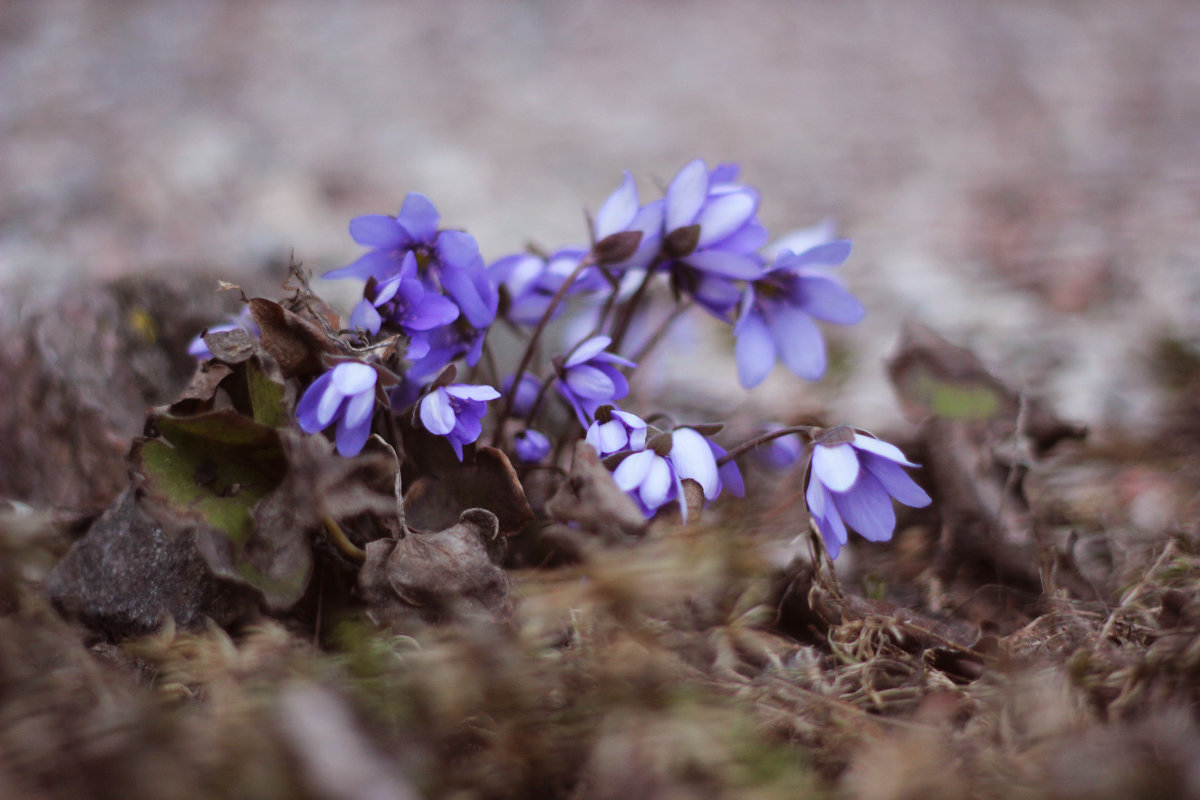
<box><xmin>733</xmin><ymin>232</ymin><xmax>864</xmax><ymax>388</ymax></box>
<box><xmin>585</xmin><ymin>406</ymin><xmax>647</xmax><ymax>456</ymax></box>
<box><xmin>555</xmin><ymin>335</ymin><xmax>636</xmax><ymax>425</ymax></box>
<box><xmin>188</xmin><ymin>307</ymin><xmax>260</xmax><ymax>360</ymax></box>
<box><xmin>488</xmin><ymin>248</ymin><xmax>604</xmax><ymax>326</ymax></box>
<box><xmin>348</xmin><ymin>251</ymin><xmax>460</xmax><ymax>340</ymax></box>
<box><xmin>513</xmin><ymin>428</ymin><xmax>551</xmax><ymax>463</ymax></box>
<box><xmin>805</xmin><ymin>428</ymin><xmax>931</xmax><ymax>560</ymax></box>
<box><xmin>753</xmin><ymin>427</ymin><xmax>802</xmax><ymax>470</ymax></box>
<box><xmin>417</xmin><ymin>383</ymin><xmax>502</xmax><ymax>461</ymax></box>
<box><xmin>592</xmin><ymin>171</ymin><xmax>665</xmax><ymax>270</ymax></box>
<box><xmin>611</xmin><ymin>427</ymin><xmax>743</xmax><ymax>521</ymax></box>
<box><xmin>661</xmin><ymin>159</ymin><xmax>768</xmax><ymax>318</ymax></box>
<box><xmin>325</xmin><ymin>192</ymin><xmax>498</xmax><ymax>332</ymax></box>
<box><xmin>296</xmin><ymin>362</ymin><xmax>379</xmax><ymax>457</ymax></box>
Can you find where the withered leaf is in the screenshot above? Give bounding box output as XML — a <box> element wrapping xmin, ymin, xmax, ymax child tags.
<box><xmin>358</xmin><ymin>509</ymin><xmax>511</xmax><ymax>628</ymax></box>
<box><xmin>248</xmin><ymin>297</ymin><xmax>339</xmax><ymax>379</ymax></box>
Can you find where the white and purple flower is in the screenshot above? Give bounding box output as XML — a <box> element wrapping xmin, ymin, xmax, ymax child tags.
<box><xmin>591</xmin><ymin>171</ymin><xmax>665</xmax><ymax>270</ymax></box>
<box><xmin>805</xmin><ymin>428</ymin><xmax>931</xmax><ymax>559</ymax></box>
<box><xmin>612</xmin><ymin>426</ymin><xmax>743</xmax><ymax>522</ymax></box>
<box><xmin>660</xmin><ymin>159</ymin><xmax>768</xmax><ymax>319</ymax></box>
<box><xmin>585</xmin><ymin>405</ymin><xmax>647</xmax><ymax>457</ymax></box>
<box><xmin>488</xmin><ymin>248</ymin><xmax>604</xmax><ymax>326</ymax></box>
<box><xmin>296</xmin><ymin>362</ymin><xmax>379</xmax><ymax>457</ymax></box>
<box><xmin>187</xmin><ymin>307</ymin><xmax>261</xmax><ymax>360</ymax></box>
<box><xmin>555</xmin><ymin>335</ymin><xmax>636</xmax><ymax>425</ymax></box>
<box><xmin>733</xmin><ymin>227</ymin><xmax>864</xmax><ymax>388</ymax></box>
<box><xmin>417</xmin><ymin>382</ymin><xmax>503</xmax><ymax>461</ymax></box>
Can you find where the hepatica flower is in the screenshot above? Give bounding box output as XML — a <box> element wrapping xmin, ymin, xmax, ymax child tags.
<box><xmin>661</xmin><ymin>159</ymin><xmax>768</xmax><ymax>318</ymax></box>
<box><xmin>348</xmin><ymin>251</ymin><xmax>460</xmax><ymax>343</ymax></box>
<box><xmin>417</xmin><ymin>383</ymin><xmax>502</xmax><ymax>460</ymax></box>
<box><xmin>805</xmin><ymin>427</ymin><xmax>931</xmax><ymax>559</ymax></box>
<box><xmin>612</xmin><ymin>426</ymin><xmax>743</xmax><ymax>521</ymax></box>
<box><xmin>591</xmin><ymin>171</ymin><xmax>665</xmax><ymax>270</ymax></box>
<box><xmin>326</xmin><ymin>192</ymin><xmax>498</xmax><ymax>340</ymax></box>
<box><xmin>188</xmin><ymin>307</ymin><xmax>260</xmax><ymax>360</ymax></box>
<box><xmin>585</xmin><ymin>405</ymin><xmax>647</xmax><ymax>456</ymax></box>
<box><xmin>733</xmin><ymin>230</ymin><xmax>865</xmax><ymax>388</ymax></box>
<box><xmin>513</xmin><ymin>428</ymin><xmax>551</xmax><ymax>463</ymax></box>
<box><xmin>555</xmin><ymin>335</ymin><xmax>636</xmax><ymax>425</ymax></box>
<box><xmin>296</xmin><ymin>362</ymin><xmax>379</xmax><ymax>457</ymax></box>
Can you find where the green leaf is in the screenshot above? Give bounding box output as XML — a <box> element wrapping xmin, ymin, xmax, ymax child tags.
<box><xmin>245</xmin><ymin>357</ymin><xmax>290</xmax><ymax>428</ymax></box>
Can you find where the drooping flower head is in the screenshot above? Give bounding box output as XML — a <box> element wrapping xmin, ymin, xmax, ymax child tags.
<box><xmin>660</xmin><ymin>159</ymin><xmax>768</xmax><ymax>319</ymax></box>
<box><xmin>733</xmin><ymin>224</ymin><xmax>864</xmax><ymax>388</ymax></box>
<box><xmin>591</xmin><ymin>171</ymin><xmax>665</xmax><ymax>271</ymax></box>
<box><xmin>805</xmin><ymin>427</ymin><xmax>931</xmax><ymax>559</ymax></box>
<box><xmin>555</xmin><ymin>335</ymin><xmax>636</xmax><ymax>425</ymax></box>
<box><xmin>611</xmin><ymin>425</ymin><xmax>743</xmax><ymax>522</ymax></box>
<box><xmin>417</xmin><ymin>382</ymin><xmax>502</xmax><ymax>461</ymax></box>
<box><xmin>296</xmin><ymin>362</ymin><xmax>379</xmax><ymax>457</ymax></box>
<box><xmin>585</xmin><ymin>405</ymin><xmax>647</xmax><ymax>457</ymax></box>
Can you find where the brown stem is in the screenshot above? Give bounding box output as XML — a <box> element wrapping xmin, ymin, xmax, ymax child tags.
<box><xmin>715</xmin><ymin>425</ymin><xmax>819</xmax><ymax>467</ymax></box>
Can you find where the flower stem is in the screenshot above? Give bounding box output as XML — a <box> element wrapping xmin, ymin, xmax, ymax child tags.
<box><xmin>491</xmin><ymin>257</ymin><xmax>593</xmax><ymax>445</ymax></box>
<box><xmin>715</xmin><ymin>425</ymin><xmax>819</xmax><ymax>467</ymax></box>
<box><xmin>322</xmin><ymin>515</ymin><xmax>366</xmax><ymax>562</ymax></box>
<box><xmin>629</xmin><ymin>300</ymin><xmax>694</xmax><ymax>365</ymax></box>
<box><xmin>608</xmin><ymin>265</ymin><xmax>658</xmax><ymax>355</ymax></box>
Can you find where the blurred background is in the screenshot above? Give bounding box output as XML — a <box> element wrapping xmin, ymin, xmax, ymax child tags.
<box><xmin>4</xmin><ymin>0</ymin><xmax>1200</xmax><ymax>435</ymax></box>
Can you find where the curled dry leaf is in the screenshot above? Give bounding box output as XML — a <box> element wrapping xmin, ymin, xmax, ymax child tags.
<box><xmin>358</xmin><ymin>509</ymin><xmax>512</xmax><ymax>628</ymax></box>
<box><xmin>247</xmin><ymin>297</ymin><xmax>340</xmax><ymax>379</ymax></box>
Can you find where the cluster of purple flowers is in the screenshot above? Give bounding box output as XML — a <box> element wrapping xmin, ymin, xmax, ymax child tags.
<box><xmin>189</xmin><ymin>159</ymin><xmax>932</xmax><ymax>561</ymax></box>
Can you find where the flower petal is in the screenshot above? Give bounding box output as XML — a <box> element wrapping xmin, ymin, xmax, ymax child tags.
<box><xmin>831</xmin><ymin>471</ymin><xmax>896</xmax><ymax>542</ymax></box>
<box><xmin>566</xmin><ymin>335</ymin><xmax>613</xmax><ymax>367</ymax></box>
<box><xmin>594</xmin><ymin>171</ymin><xmax>639</xmax><ymax>240</ymax></box>
<box><xmin>861</xmin><ymin>453</ymin><xmax>931</xmax><ymax>508</ymax></box>
<box><xmin>439</xmin><ymin>263</ymin><xmax>493</xmax><ymax>329</ymax></box>
<box><xmin>763</xmin><ymin>219</ymin><xmax>837</xmax><ymax>261</ymax></box>
<box><xmin>435</xmin><ymin>229</ymin><xmax>482</xmax><ymax>271</ymax></box>
<box><xmin>640</xmin><ymin>456</ymin><xmax>674</xmax><ymax>510</ymax></box>
<box><xmin>316</xmin><ymin>385</ymin><xmax>345</xmax><ymax>428</ymax></box>
<box><xmin>768</xmin><ymin>305</ymin><xmax>826</xmax><ymax>381</ymax></box>
<box><xmin>349</xmin><ymin>298</ymin><xmax>383</xmax><ymax>335</ymax></box>
<box><xmin>665</xmin><ymin>158</ymin><xmax>709</xmax><ymax>232</ymax></box>
<box><xmin>795</xmin><ymin>273</ymin><xmax>865</xmax><ymax>325</ymax></box>
<box><xmin>806</xmin><ymin>479</ymin><xmax>846</xmax><ymax>558</ymax></box>
<box><xmin>419</xmin><ymin>388</ymin><xmax>456</xmax><ymax>435</ymax></box>
<box><xmin>323</xmin><ymin>250</ymin><xmax>404</xmax><ymax>282</ymax></box>
<box><xmin>613</xmin><ymin>449</ymin><xmax>654</xmax><ymax>491</ymax></box>
<box><xmin>588</xmin><ymin>419</ymin><xmax>627</xmax><ymax>454</ymax></box>
<box><xmin>851</xmin><ymin>434</ymin><xmax>917</xmax><ymax>466</ymax></box>
<box><xmin>349</xmin><ymin>215</ymin><xmax>407</xmax><ymax>249</ymax></box>
<box><xmin>734</xmin><ymin>308</ymin><xmax>777</xmax><ymax>389</ymax></box>
<box><xmin>296</xmin><ymin>372</ymin><xmax>335</xmax><ymax>433</ymax></box>
<box><xmin>812</xmin><ymin>443</ymin><xmax>860</xmax><ymax>492</ymax></box>
<box><xmin>669</xmin><ymin>428</ymin><xmax>719</xmax><ymax>500</ymax></box>
<box><xmin>331</xmin><ymin>362</ymin><xmax>377</xmax><ymax>395</ymax></box>
<box><xmin>395</xmin><ymin>193</ymin><xmax>440</xmax><ymax>244</ymax></box>
<box><xmin>681</xmin><ymin>249</ymin><xmax>765</xmax><ymax>280</ymax></box>
<box><xmin>341</xmin><ymin>385</ymin><xmax>376</xmax><ymax>431</ymax></box>
<box><xmin>565</xmin><ymin>364</ymin><xmax>616</xmax><ymax>400</ymax></box>
<box><xmin>445</xmin><ymin>383</ymin><xmax>502</xmax><ymax>401</ymax></box>
<box><xmin>336</xmin><ymin>413</ymin><xmax>373</xmax><ymax>457</ymax></box>
<box><xmin>401</xmin><ymin>290</ymin><xmax>460</xmax><ymax>330</ymax></box>
<box><xmin>783</xmin><ymin>239</ymin><xmax>852</xmax><ymax>269</ymax></box>
<box><xmin>695</xmin><ymin>189</ymin><xmax>758</xmax><ymax>247</ymax></box>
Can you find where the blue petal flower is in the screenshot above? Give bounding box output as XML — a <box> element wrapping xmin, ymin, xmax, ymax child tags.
<box><xmin>806</xmin><ymin>429</ymin><xmax>931</xmax><ymax>559</ymax></box>
<box><xmin>296</xmin><ymin>363</ymin><xmax>379</xmax><ymax>457</ymax></box>
<box><xmin>416</xmin><ymin>383</ymin><xmax>501</xmax><ymax>461</ymax></box>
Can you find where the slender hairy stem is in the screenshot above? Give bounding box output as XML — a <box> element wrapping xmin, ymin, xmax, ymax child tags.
<box><xmin>716</xmin><ymin>425</ymin><xmax>819</xmax><ymax>467</ymax></box>
<box><xmin>609</xmin><ymin>266</ymin><xmax>658</xmax><ymax>355</ymax></box>
<box><xmin>524</xmin><ymin>373</ymin><xmax>559</xmax><ymax>425</ymax></box>
<box><xmin>491</xmin><ymin>257</ymin><xmax>593</xmax><ymax>445</ymax></box>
